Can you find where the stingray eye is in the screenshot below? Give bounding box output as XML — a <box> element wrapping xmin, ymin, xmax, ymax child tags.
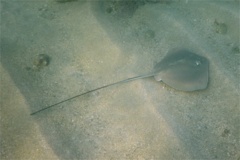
<box><xmin>195</xmin><ymin>60</ymin><xmax>201</xmax><ymax>66</ymax></box>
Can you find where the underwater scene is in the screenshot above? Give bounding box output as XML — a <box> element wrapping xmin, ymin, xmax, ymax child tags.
<box><xmin>1</xmin><ymin>0</ymin><xmax>239</xmax><ymax>159</ymax></box>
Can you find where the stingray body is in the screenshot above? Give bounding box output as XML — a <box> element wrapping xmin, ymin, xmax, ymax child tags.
<box><xmin>31</xmin><ymin>49</ymin><xmax>209</xmax><ymax>115</ymax></box>
<box><xmin>153</xmin><ymin>49</ymin><xmax>209</xmax><ymax>91</ymax></box>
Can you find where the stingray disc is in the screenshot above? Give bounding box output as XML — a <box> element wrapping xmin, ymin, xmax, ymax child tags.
<box><xmin>154</xmin><ymin>49</ymin><xmax>209</xmax><ymax>91</ymax></box>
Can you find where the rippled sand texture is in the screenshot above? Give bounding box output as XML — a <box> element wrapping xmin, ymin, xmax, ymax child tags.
<box><xmin>1</xmin><ymin>0</ymin><xmax>239</xmax><ymax>159</ymax></box>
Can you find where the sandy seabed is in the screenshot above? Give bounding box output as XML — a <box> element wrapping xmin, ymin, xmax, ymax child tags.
<box><xmin>1</xmin><ymin>0</ymin><xmax>239</xmax><ymax>159</ymax></box>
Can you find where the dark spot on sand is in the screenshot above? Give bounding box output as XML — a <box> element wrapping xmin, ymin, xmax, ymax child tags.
<box><xmin>214</xmin><ymin>20</ymin><xmax>228</xmax><ymax>34</ymax></box>
<box><xmin>221</xmin><ymin>128</ymin><xmax>230</xmax><ymax>137</ymax></box>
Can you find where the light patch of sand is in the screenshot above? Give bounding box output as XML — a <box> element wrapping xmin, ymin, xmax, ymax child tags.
<box><xmin>0</xmin><ymin>65</ymin><xmax>58</xmax><ymax>160</ymax></box>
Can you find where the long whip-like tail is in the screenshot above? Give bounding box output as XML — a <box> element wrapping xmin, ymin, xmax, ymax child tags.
<box><xmin>30</xmin><ymin>73</ymin><xmax>154</xmax><ymax>115</ymax></box>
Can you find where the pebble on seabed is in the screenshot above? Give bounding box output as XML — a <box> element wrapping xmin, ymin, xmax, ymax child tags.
<box><xmin>32</xmin><ymin>54</ymin><xmax>50</xmax><ymax>70</ymax></box>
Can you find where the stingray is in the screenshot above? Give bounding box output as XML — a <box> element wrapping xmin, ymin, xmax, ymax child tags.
<box><xmin>31</xmin><ymin>49</ymin><xmax>209</xmax><ymax>115</ymax></box>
